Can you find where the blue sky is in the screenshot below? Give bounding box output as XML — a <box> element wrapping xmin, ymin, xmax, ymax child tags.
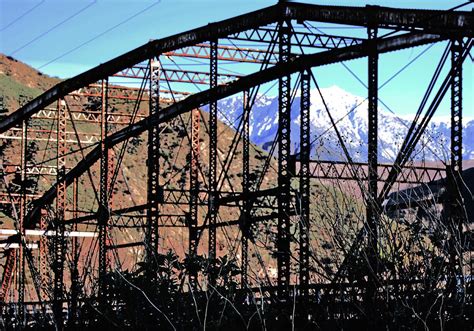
<box><xmin>0</xmin><ymin>0</ymin><xmax>472</xmax><ymax>117</ymax></box>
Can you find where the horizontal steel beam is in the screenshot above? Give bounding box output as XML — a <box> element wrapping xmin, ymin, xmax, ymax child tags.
<box><xmin>0</xmin><ymin>243</ymin><xmax>38</xmax><ymax>249</ymax></box>
<box><xmin>0</xmin><ymin>192</ymin><xmax>39</xmax><ymax>205</ymax></box>
<box><xmin>228</xmin><ymin>28</ymin><xmax>365</xmax><ymax>49</ymax></box>
<box><xmin>284</xmin><ymin>3</ymin><xmax>473</xmax><ymax>36</ymax></box>
<box><xmin>164</xmin><ymin>43</ymin><xmax>278</xmax><ymax>64</ymax></box>
<box><xmin>219</xmin><ymin>187</ymin><xmax>279</xmax><ymax>204</ymax></box>
<box><xmin>0</xmin><ymin>127</ymin><xmax>99</xmax><ymax>144</ymax></box>
<box><xmin>200</xmin><ymin>213</ymin><xmax>280</xmax><ymax>229</ymax></box>
<box><xmin>33</xmin><ymin>108</ymin><xmax>148</xmax><ymax>125</ymax></box>
<box><xmin>2</xmin><ymin>164</ymin><xmax>60</xmax><ymax>176</ymax></box>
<box><xmin>297</xmin><ymin>159</ymin><xmax>446</xmax><ymax>184</ymax></box>
<box><xmin>106</xmin><ymin>242</ymin><xmax>143</xmax><ymax>249</ymax></box>
<box><xmin>70</xmin><ymin>85</ymin><xmax>190</xmax><ymax>101</ymax></box>
<box><xmin>114</xmin><ymin>67</ymin><xmax>242</xmax><ymax>85</ymax></box>
<box><xmin>0</xmin><ymin>229</ymin><xmax>97</xmax><ymax>237</ymax></box>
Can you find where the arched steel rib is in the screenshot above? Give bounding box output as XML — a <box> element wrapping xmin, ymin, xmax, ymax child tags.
<box><xmin>19</xmin><ymin>32</ymin><xmax>444</xmax><ymax>230</ymax></box>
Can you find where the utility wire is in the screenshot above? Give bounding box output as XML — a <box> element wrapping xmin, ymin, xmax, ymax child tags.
<box><xmin>10</xmin><ymin>0</ymin><xmax>98</xmax><ymax>56</ymax></box>
<box><xmin>0</xmin><ymin>0</ymin><xmax>45</xmax><ymax>32</ymax></box>
<box><xmin>38</xmin><ymin>0</ymin><xmax>162</xmax><ymax>70</ymax></box>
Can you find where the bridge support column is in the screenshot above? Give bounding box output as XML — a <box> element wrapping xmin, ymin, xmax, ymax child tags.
<box><xmin>299</xmin><ymin>71</ymin><xmax>311</xmax><ymax>297</ymax></box>
<box><xmin>277</xmin><ymin>21</ymin><xmax>292</xmax><ymax>300</ymax></box>
<box><xmin>98</xmin><ymin>79</ymin><xmax>110</xmax><ymax>310</ymax></box>
<box><xmin>146</xmin><ymin>58</ymin><xmax>161</xmax><ymax>267</ymax></box>
<box><xmin>189</xmin><ymin>108</ymin><xmax>200</xmax><ymax>287</ymax></box>
<box><xmin>53</xmin><ymin>98</ymin><xmax>67</xmax><ymax>327</ymax></box>
<box><xmin>0</xmin><ymin>249</ymin><xmax>15</xmax><ymax>303</ymax></box>
<box><xmin>208</xmin><ymin>39</ymin><xmax>218</xmax><ymax>286</ymax></box>
<box><xmin>241</xmin><ymin>90</ymin><xmax>250</xmax><ymax>288</ymax></box>
<box><xmin>448</xmin><ymin>38</ymin><xmax>464</xmax><ymax>281</ymax></box>
<box><xmin>39</xmin><ymin>211</ymin><xmax>48</xmax><ymax>301</ymax></box>
<box><xmin>18</xmin><ymin>101</ymin><xmax>28</xmax><ymax>325</ymax></box>
<box><xmin>69</xmin><ymin>177</ymin><xmax>79</xmax><ymax>326</ymax></box>
<box><xmin>366</xmin><ymin>25</ymin><xmax>379</xmax><ymax>279</ymax></box>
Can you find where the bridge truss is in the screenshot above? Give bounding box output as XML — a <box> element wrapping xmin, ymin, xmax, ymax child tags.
<box><xmin>0</xmin><ymin>1</ymin><xmax>472</xmax><ymax>329</ymax></box>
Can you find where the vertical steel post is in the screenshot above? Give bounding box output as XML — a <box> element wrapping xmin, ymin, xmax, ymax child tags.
<box><xmin>69</xmin><ymin>177</ymin><xmax>79</xmax><ymax>326</ymax></box>
<box><xmin>39</xmin><ymin>210</ymin><xmax>48</xmax><ymax>301</ymax></box>
<box><xmin>208</xmin><ymin>39</ymin><xmax>218</xmax><ymax>285</ymax></box>
<box><xmin>18</xmin><ymin>116</ymin><xmax>27</xmax><ymax>325</ymax></box>
<box><xmin>449</xmin><ymin>38</ymin><xmax>464</xmax><ymax>279</ymax></box>
<box><xmin>366</xmin><ymin>25</ymin><xmax>379</xmax><ymax>278</ymax></box>
<box><xmin>189</xmin><ymin>109</ymin><xmax>200</xmax><ymax>286</ymax></box>
<box><xmin>450</xmin><ymin>39</ymin><xmax>463</xmax><ymax>182</ymax></box>
<box><xmin>277</xmin><ymin>21</ymin><xmax>292</xmax><ymax>299</ymax></box>
<box><xmin>0</xmin><ymin>249</ymin><xmax>15</xmax><ymax>302</ymax></box>
<box><xmin>53</xmin><ymin>98</ymin><xmax>67</xmax><ymax>327</ymax></box>
<box><xmin>106</xmin><ymin>150</ymin><xmax>115</xmax><ymax>269</ymax></box>
<box><xmin>0</xmin><ymin>96</ymin><xmax>5</xmax><ymax>117</ymax></box>
<box><xmin>146</xmin><ymin>58</ymin><xmax>161</xmax><ymax>266</ymax></box>
<box><xmin>98</xmin><ymin>79</ymin><xmax>109</xmax><ymax>308</ymax></box>
<box><xmin>299</xmin><ymin>71</ymin><xmax>311</xmax><ymax>296</ymax></box>
<box><xmin>241</xmin><ymin>90</ymin><xmax>250</xmax><ymax>288</ymax></box>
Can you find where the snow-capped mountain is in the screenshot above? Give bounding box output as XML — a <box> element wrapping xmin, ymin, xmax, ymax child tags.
<box><xmin>212</xmin><ymin>85</ymin><xmax>474</xmax><ymax>162</ymax></box>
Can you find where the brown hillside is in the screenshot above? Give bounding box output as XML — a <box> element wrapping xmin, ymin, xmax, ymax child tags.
<box><xmin>0</xmin><ymin>53</ymin><xmax>60</xmax><ymax>111</ymax></box>
<box><xmin>0</xmin><ymin>57</ymin><xmax>360</xmax><ymax>293</ymax></box>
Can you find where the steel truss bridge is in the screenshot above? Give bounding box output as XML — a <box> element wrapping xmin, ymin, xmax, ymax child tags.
<box><xmin>0</xmin><ymin>1</ymin><xmax>472</xmax><ymax>329</ymax></box>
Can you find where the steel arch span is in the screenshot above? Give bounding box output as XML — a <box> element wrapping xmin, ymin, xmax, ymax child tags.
<box><xmin>0</xmin><ymin>1</ymin><xmax>472</xmax><ymax>329</ymax></box>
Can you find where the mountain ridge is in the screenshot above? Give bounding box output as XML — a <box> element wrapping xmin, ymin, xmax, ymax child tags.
<box><xmin>214</xmin><ymin>85</ymin><xmax>474</xmax><ymax>162</ymax></box>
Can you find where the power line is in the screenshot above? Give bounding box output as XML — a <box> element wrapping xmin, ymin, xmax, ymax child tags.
<box><xmin>0</xmin><ymin>0</ymin><xmax>45</xmax><ymax>32</ymax></box>
<box><xmin>10</xmin><ymin>1</ymin><xmax>98</xmax><ymax>56</ymax></box>
<box><xmin>38</xmin><ymin>0</ymin><xmax>162</xmax><ymax>70</ymax></box>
